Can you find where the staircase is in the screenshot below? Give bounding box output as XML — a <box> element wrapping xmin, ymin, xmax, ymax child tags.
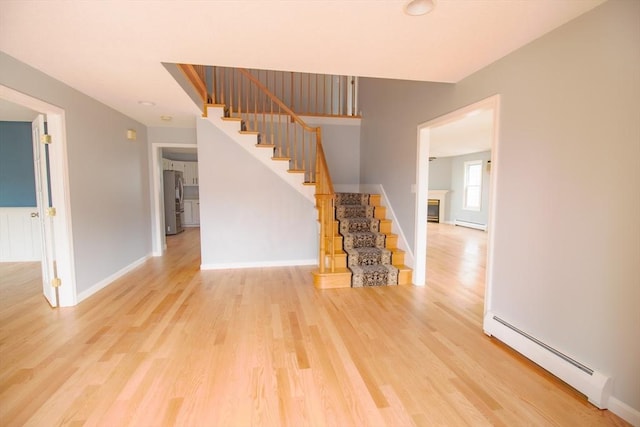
<box><xmin>202</xmin><ymin>104</ymin><xmax>316</xmax><ymax>204</ymax></box>
<box><xmin>312</xmin><ymin>192</ymin><xmax>412</xmax><ymax>288</ymax></box>
<box><xmin>178</xmin><ymin>64</ymin><xmax>412</xmax><ymax>288</ymax></box>
<box><xmin>335</xmin><ymin>192</ymin><xmax>411</xmax><ymax>287</ymax></box>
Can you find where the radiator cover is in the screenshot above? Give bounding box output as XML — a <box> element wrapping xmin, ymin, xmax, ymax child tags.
<box><xmin>483</xmin><ymin>312</ymin><xmax>612</xmax><ymax>409</ymax></box>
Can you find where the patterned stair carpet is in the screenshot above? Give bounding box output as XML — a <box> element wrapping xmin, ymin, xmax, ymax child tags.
<box><xmin>335</xmin><ymin>193</ymin><xmax>399</xmax><ymax>287</ymax></box>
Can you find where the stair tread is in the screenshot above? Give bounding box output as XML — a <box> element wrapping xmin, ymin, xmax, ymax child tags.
<box><xmin>222</xmin><ymin>117</ymin><xmax>242</xmax><ymax>122</ymax></box>
<box><xmin>272</xmin><ymin>157</ymin><xmax>291</xmax><ymax>161</ymax></box>
<box><xmin>255</xmin><ymin>144</ymin><xmax>275</xmax><ymax>148</ymax></box>
<box><xmin>332</xmin><ymin>192</ymin><xmax>410</xmax><ymax>287</ymax></box>
<box><xmin>288</xmin><ymin>169</ymin><xmax>305</xmax><ymax>173</ymax></box>
<box><xmin>239</xmin><ymin>130</ymin><xmax>260</xmax><ymax>135</ymax></box>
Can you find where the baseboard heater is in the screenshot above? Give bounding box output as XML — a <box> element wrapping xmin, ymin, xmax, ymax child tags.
<box><xmin>454</xmin><ymin>219</ymin><xmax>487</xmax><ymax>231</ymax></box>
<box><xmin>483</xmin><ymin>312</ymin><xmax>612</xmax><ymax>409</ymax></box>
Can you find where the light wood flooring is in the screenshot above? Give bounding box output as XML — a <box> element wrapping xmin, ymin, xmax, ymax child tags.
<box><xmin>0</xmin><ymin>225</ymin><xmax>628</xmax><ymax>426</ymax></box>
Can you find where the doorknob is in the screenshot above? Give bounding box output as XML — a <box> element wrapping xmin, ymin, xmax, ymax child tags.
<box><xmin>31</xmin><ymin>212</ymin><xmax>39</xmax><ymax>218</ymax></box>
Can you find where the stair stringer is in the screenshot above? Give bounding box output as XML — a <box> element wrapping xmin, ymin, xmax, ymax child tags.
<box><xmin>204</xmin><ymin>105</ymin><xmax>315</xmax><ymax>204</ymax></box>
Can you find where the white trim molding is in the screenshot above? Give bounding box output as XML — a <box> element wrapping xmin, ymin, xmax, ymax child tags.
<box><xmin>607</xmin><ymin>397</ymin><xmax>640</xmax><ymax>427</ymax></box>
<box><xmin>360</xmin><ymin>183</ymin><xmax>415</xmax><ymax>269</ymax></box>
<box><xmin>76</xmin><ymin>254</ymin><xmax>151</xmax><ymax>303</ymax></box>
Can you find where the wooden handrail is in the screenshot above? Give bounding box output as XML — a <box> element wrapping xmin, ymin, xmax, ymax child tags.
<box><xmin>236</xmin><ymin>69</ymin><xmax>319</xmax><ymax>132</ymax></box>
<box><xmin>177</xmin><ymin>64</ymin><xmax>207</xmax><ymax>105</ymax></box>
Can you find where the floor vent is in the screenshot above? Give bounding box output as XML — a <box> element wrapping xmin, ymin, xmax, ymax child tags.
<box><xmin>483</xmin><ymin>312</ymin><xmax>612</xmax><ymax>409</ymax></box>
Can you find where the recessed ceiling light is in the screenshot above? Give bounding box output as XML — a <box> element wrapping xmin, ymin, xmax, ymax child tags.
<box><xmin>138</xmin><ymin>100</ymin><xmax>155</xmax><ymax>106</ymax></box>
<box><xmin>404</xmin><ymin>0</ymin><xmax>436</xmax><ymax>16</ymax></box>
<box><xmin>160</xmin><ymin>115</ymin><xmax>173</xmax><ymax>122</ymax></box>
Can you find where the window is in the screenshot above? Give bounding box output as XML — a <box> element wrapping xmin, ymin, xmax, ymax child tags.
<box><xmin>463</xmin><ymin>160</ymin><xmax>483</xmax><ymax>211</ymax></box>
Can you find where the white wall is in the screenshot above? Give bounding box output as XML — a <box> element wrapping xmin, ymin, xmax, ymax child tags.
<box><xmin>197</xmin><ymin>118</ymin><xmax>317</xmax><ymax>268</ymax></box>
<box><xmin>358</xmin><ymin>0</ymin><xmax>640</xmax><ymax>414</ymax></box>
<box><xmin>0</xmin><ymin>52</ymin><xmax>152</xmax><ymax>296</ymax></box>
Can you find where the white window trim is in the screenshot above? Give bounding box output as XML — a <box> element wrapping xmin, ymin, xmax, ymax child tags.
<box><xmin>463</xmin><ymin>160</ymin><xmax>483</xmax><ymax>212</ymax></box>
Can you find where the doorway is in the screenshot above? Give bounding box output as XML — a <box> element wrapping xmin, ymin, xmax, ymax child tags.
<box><xmin>150</xmin><ymin>143</ymin><xmax>198</xmax><ymax>256</ymax></box>
<box><xmin>0</xmin><ymin>85</ymin><xmax>76</xmax><ymax>306</ymax></box>
<box><xmin>414</xmin><ymin>95</ymin><xmax>500</xmax><ymax>313</ymax></box>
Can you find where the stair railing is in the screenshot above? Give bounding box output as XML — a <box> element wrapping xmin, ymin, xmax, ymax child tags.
<box><xmin>179</xmin><ymin>63</ymin><xmax>337</xmax><ymax>274</ymax></box>
<box><xmin>236</xmin><ymin>69</ymin><xmax>358</xmax><ymax>117</ymax></box>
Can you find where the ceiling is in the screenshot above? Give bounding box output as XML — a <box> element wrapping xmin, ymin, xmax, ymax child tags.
<box><xmin>0</xmin><ymin>1</ymin><xmax>604</xmax><ymax>128</ymax></box>
<box><xmin>0</xmin><ymin>99</ymin><xmax>39</xmax><ymax>122</ymax></box>
<box><xmin>429</xmin><ymin>108</ymin><xmax>494</xmax><ymax>158</ymax></box>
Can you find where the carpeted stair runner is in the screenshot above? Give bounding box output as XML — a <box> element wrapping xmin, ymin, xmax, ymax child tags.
<box><xmin>335</xmin><ymin>193</ymin><xmax>399</xmax><ymax>287</ymax></box>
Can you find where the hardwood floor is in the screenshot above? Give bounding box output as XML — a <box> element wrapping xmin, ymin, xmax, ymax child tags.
<box><xmin>0</xmin><ymin>226</ymin><xmax>628</xmax><ymax>426</ymax></box>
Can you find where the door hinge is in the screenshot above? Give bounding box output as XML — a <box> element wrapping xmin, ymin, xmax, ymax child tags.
<box><xmin>51</xmin><ymin>277</ymin><xmax>62</xmax><ymax>288</ymax></box>
<box><xmin>40</xmin><ymin>134</ymin><xmax>52</xmax><ymax>144</ymax></box>
<box><xmin>46</xmin><ymin>207</ymin><xmax>57</xmax><ymax>217</ymax></box>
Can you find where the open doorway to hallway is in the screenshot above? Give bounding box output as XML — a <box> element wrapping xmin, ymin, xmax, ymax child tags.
<box><xmin>414</xmin><ymin>95</ymin><xmax>500</xmax><ymax>315</ymax></box>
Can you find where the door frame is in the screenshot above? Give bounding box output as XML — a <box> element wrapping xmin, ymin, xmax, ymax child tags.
<box><xmin>150</xmin><ymin>142</ymin><xmax>197</xmax><ymax>256</ymax></box>
<box><xmin>1</xmin><ymin>85</ymin><xmax>77</xmax><ymax>306</ymax></box>
<box><xmin>413</xmin><ymin>94</ymin><xmax>500</xmax><ymax>314</ymax></box>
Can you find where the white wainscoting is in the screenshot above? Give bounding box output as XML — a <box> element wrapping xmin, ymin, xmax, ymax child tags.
<box><xmin>0</xmin><ymin>207</ymin><xmax>41</xmax><ymax>262</ymax></box>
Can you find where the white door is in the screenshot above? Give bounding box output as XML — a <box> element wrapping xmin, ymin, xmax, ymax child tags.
<box><xmin>32</xmin><ymin>115</ymin><xmax>58</xmax><ymax>307</ymax></box>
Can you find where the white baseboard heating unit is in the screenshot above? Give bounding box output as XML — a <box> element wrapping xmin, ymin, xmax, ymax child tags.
<box><xmin>454</xmin><ymin>219</ymin><xmax>487</xmax><ymax>231</ymax></box>
<box><xmin>483</xmin><ymin>312</ymin><xmax>612</xmax><ymax>409</ymax></box>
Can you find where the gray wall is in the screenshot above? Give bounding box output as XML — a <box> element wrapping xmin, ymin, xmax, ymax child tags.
<box><xmin>427</xmin><ymin>157</ymin><xmax>452</xmax><ymax>191</ymax></box>
<box><xmin>0</xmin><ymin>52</ymin><xmax>152</xmax><ymax>295</ymax></box>
<box><xmin>0</xmin><ymin>121</ymin><xmax>36</xmax><ymax>207</ymax></box>
<box><xmin>314</xmin><ymin>122</ymin><xmax>361</xmax><ymax>186</ymax></box>
<box><xmin>197</xmin><ymin>119</ymin><xmax>317</xmax><ymax>267</ymax></box>
<box><xmin>148</xmin><ymin>126</ymin><xmax>197</xmax><ymax>145</ymax></box>
<box><xmin>359</xmin><ymin>0</ymin><xmax>639</xmax><ymax>410</ymax></box>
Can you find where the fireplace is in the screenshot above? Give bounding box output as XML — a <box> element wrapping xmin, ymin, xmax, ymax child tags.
<box><xmin>428</xmin><ymin>199</ymin><xmax>440</xmax><ymax>223</ymax></box>
<box><xmin>427</xmin><ymin>190</ymin><xmax>449</xmax><ymax>223</ymax></box>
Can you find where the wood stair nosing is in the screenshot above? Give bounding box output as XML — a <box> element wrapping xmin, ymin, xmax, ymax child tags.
<box><xmin>369</xmin><ymin>194</ymin><xmax>382</xmax><ymax>206</ymax></box>
<box><xmin>391</xmin><ymin>249</ymin><xmax>405</xmax><ymax>266</ymax></box>
<box><xmin>221</xmin><ymin>116</ymin><xmax>243</xmax><ymax>122</ymax></box>
<box><xmin>239</xmin><ymin>130</ymin><xmax>260</xmax><ymax>135</ymax></box>
<box><xmin>256</xmin><ymin>143</ymin><xmax>276</xmax><ymax>148</ymax></box>
<box><xmin>384</xmin><ymin>234</ymin><xmax>399</xmax><ymax>249</ymax></box>
<box><xmin>373</xmin><ymin>206</ymin><xmax>387</xmax><ymax>219</ymax></box>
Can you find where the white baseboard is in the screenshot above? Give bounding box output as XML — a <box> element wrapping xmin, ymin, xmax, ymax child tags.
<box><xmin>608</xmin><ymin>397</ymin><xmax>640</xmax><ymax>427</ymax></box>
<box><xmin>359</xmin><ymin>184</ymin><xmax>415</xmax><ymax>268</ymax></box>
<box><xmin>201</xmin><ymin>258</ymin><xmax>316</xmax><ymax>270</ymax></box>
<box><xmin>76</xmin><ymin>254</ymin><xmax>151</xmax><ymax>303</ymax></box>
<box><xmin>454</xmin><ymin>219</ymin><xmax>487</xmax><ymax>231</ymax></box>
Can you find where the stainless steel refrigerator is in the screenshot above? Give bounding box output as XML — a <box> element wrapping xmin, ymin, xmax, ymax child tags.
<box><xmin>163</xmin><ymin>170</ymin><xmax>184</xmax><ymax>235</ymax></box>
